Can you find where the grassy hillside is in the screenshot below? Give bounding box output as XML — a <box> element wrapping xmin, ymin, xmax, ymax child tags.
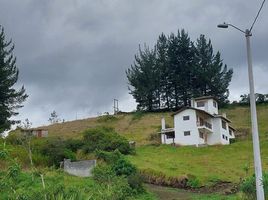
<box><xmin>38</xmin><ymin>104</ymin><xmax>268</xmax><ymax>143</ymax></box>
<box><xmin>37</xmin><ymin>112</ymin><xmax>174</xmax><ymax>145</ymax></box>
<box><xmin>32</xmin><ymin>104</ymin><xmax>268</xmax><ymax>185</ymax></box>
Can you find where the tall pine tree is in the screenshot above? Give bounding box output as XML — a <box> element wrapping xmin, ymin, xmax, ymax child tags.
<box><xmin>0</xmin><ymin>26</ymin><xmax>28</xmax><ymax>133</ymax></box>
<box><xmin>194</xmin><ymin>35</ymin><xmax>233</xmax><ymax>104</ymax></box>
<box><xmin>126</xmin><ymin>45</ymin><xmax>160</xmax><ymax>111</ymax></box>
<box><xmin>156</xmin><ymin>33</ymin><xmax>171</xmax><ymax>109</ymax></box>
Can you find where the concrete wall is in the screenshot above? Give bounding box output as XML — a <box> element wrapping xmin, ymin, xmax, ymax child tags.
<box><xmin>63</xmin><ymin>159</ymin><xmax>96</xmax><ymax>177</ymax></box>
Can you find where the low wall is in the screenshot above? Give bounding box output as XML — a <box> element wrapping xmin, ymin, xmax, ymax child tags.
<box><xmin>63</xmin><ymin>159</ymin><xmax>96</xmax><ymax>177</ymax></box>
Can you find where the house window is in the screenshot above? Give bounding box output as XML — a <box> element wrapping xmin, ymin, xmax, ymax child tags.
<box><xmin>197</xmin><ymin>101</ymin><xmax>205</xmax><ymax>107</ymax></box>
<box><xmin>222</xmin><ymin>120</ymin><xmax>227</xmax><ymax>130</ymax></box>
<box><xmin>213</xmin><ymin>101</ymin><xmax>217</xmax><ymax>108</ymax></box>
<box><xmin>199</xmin><ymin>132</ymin><xmax>204</xmax><ymax>139</ymax></box>
<box><xmin>183</xmin><ymin>116</ymin><xmax>190</xmax><ymax>120</ymax></box>
<box><xmin>184</xmin><ymin>131</ymin><xmax>191</xmax><ymax>136</ymax></box>
<box><xmin>229</xmin><ymin>129</ymin><xmax>232</xmax><ymax>136</ymax></box>
<box><xmin>226</xmin><ymin>136</ymin><xmax>228</xmax><ymax>141</ymax></box>
<box><xmin>222</xmin><ymin>134</ymin><xmax>225</xmax><ymax>139</ymax></box>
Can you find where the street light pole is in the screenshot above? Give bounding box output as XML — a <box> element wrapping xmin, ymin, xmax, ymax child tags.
<box><xmin>245</xmin><ymin>29</ymin><xmax>265</xmax><ymax>200</ymax></box>
<box><xmin>217</xmin><ymin>23</ymin><xmax>265</xmax><ymax>200</ymax></box>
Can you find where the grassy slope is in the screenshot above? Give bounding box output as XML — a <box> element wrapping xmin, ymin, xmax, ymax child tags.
<box><xmin>128</xmin><ymin>104</ymin><xmax>268</xmax><ymax>184</ymax></box>
<box><xmin>38</xmin><ymin>112</ymin><xmax>174</xmax><ymax>145</ymax></box>
<box><xmin>37</xmin><ymin>104</ymin><xmax>268</xmax><ymax>185</ymax></box>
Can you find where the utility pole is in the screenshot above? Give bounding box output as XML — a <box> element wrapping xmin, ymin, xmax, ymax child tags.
<box><xmin>217</xmin><ymin>1</ymin><xmax>266</xmax><ymax>199</ymax></box>
<box><xmin>113</xmin><ymin>99</ymin><xmax>119</xmax><ymax>115</ymax></box>
<box><xmin>245</xmin><ymin>29</ymin><xmax>264</xmax><ymax>200</ymax></box>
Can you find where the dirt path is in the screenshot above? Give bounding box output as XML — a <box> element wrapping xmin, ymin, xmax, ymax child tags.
<box><xmin>145</xmin><ymin>184</ymin><xmax>195</xmax><ymax>200</ymax></box>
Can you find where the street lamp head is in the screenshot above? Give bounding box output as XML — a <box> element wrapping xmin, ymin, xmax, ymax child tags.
<box><xmin>217</xmin><ymin>23</ymin><xmax>228</xmax><ymax>28</ymax></box>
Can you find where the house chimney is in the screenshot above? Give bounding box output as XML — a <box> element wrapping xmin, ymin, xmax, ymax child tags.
<box><xmin>161</xmin><ymin>117</ymin><xmax>166</xmax><ymax>130</ymax></box>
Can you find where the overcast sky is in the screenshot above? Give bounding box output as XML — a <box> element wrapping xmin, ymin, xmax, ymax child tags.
<box><xmin>0</xmin><ymin>0</ymin><xmax>267</xmax><ymax>127</ymax></box>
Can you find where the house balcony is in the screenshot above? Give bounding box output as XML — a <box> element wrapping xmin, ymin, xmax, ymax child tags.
<box><xmin>197</xmin><ymin>121</ymin><xmax>213</xmax><ymax>133</ymax></box>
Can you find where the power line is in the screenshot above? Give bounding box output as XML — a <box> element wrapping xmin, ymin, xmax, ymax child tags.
<box><xmin>250</xmin><ymin>0</ymin><xmax>266</xmax><ymax>32</ymax></box>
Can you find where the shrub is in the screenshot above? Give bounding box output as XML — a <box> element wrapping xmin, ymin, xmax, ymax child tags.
<box><xmin>186</xmin><ymin>176</ymin><xmax>200</xmax><ymax>188</ymax></box>
<box><xmin>240</xmin><ymin>172</ymin><xmax>268</xmax><ymax>200</ymax></box>
<box><xmin>5</xmin><ymin>132</ymin><xmax>23</xmax><ymax>145</ymax></box>
<box><xmin>33</xmin><ymin>138</ymin><xmax>76</xmax><ymax>167</ymax></box>
<box><xmin>83</xmin><ymin>127</ymin><xmax>132</xmax><ymax>155</ymax></box>
<box><xmin>97</xmin><ymin>115</ymin><xmax>118</xmax><ymax>123</ymax></box>
<box><xmin>127</xmin><ymin>173</ymin><xmax>144</xmax><ymax>193</ymax></box>
<box><xmin>112</xmin><ymin>158</ymin><xmax>137</xmax><ymax>176</ymax></box>
<box><xmin>65</xmin><ymin>139</ymin><xmax>84</xmax><ymax>152</ymax></box>
<box><xmin>93</xmin><ymin>165</ymin><xmax>117</xmax><ymax>184</ymax></box>
<box><xmin>92</xmin><ymin>164</ymin><xmax>133</xmax><ymax>200</ymax></box>
<box><xmin>95</xmin><ymin>149</ymin><xmax>122</xmax><ymax>164</ymax></box>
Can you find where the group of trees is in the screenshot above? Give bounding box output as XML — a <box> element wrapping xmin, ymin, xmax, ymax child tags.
<box><xmin>126</xmin><ymin>29</ymin><xmax>233</xmax><ymax>111</ymax></box>
<box><xmin>237</xmin><ymin>93</ymin><xmax>268</xmax><ymax>104</ymax></box>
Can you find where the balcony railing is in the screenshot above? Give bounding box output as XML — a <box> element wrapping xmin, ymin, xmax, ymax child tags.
<box><xmin>197</xmin><ymin>121</ymin><xmax>212</xmax><ymax>130</ymax></box>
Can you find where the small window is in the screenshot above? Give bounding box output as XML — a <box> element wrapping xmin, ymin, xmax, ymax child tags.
<box><xmin>199</xmin><ymin>132</ymin><xmax>204</xmax><ymax>139</ymax></box>
<box><xmin>226</xmin><ymin>136</ymin><xmax>228</xmax><ymax>141</ymax></box>
<box><xmin>197</xmin><ymin>101</ymin><xmax>205</xmax><ymax>107</ymax></box>
<box><xmin>183</xmin><ymin>116</ymin><xmax>190</xmax><ymax>120</ymax></box>
<box><xmin>222</xmin><ymin>120</ymin><xmax>227</xmax><ymax>130</ymax></box>
<box><xmin>229</xmin><ymin>129</ymin><xmax>232</xmax><ymax>136</ymax></box>
<box><xmin>213</xmin><ymin>101</ymin><xmax>217</xmax><ymax>108</ymax></box>
<box><xmin>222</xmin><ymin>134</ymin><xmax>225</xmax><ymax>139</ymax></box>
<box><xmin>184</xmin><ymin>131</ymin><xmax>191</xmax><ymax>136</ymax></box>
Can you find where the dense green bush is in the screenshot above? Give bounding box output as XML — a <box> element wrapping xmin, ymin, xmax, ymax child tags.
<box><xmin>64</xmin><ymin>139</ymin><xmax>84</xmax><ymax>152</ymax></box>
<box><xmin>94</xmin><ymin>150</ymin><xmax>144</xmax><ymax>193</ymax></box>
<box><xmin>113</xmin><ymin>158</ymin><xmax>137</xmax><ymax>176</ymax></box>
<box><xmin>5</xmin><ymin>132</ymin><xmax>23</xmax><ymax>145</ymax></box>
<box><xmin>33</xmin><ymin>138</ymin><xmax>76</xmax><ymax>167</ymax></box>
<box><xmin>83</xmin><ymin>127</ymin><xmax>133</xmax><ymax>155</ymax></box>
<box><xmin>240</xmin><ymin>172</ymin><xmax>268</xmax><ymax>200</ymax></box>
<box><xmin>95</xmin><ymin>149</ymin><xmax>122</xmax><ymax>164</ymax></box>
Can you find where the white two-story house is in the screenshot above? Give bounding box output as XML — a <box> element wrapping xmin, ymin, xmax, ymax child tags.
<box><xmin>161</xmin><ymin>96</ymin><xmax>235</xmax><ymax>146</ymax></box>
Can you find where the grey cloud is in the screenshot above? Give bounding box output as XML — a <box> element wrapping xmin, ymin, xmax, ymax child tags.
<box><xmin>0</xmin><ymin>0</ymin><xmax>267</xmax><ymax>126</ymax></box>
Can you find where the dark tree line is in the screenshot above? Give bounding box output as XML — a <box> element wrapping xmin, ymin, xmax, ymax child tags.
<box><xmin>237</xmin><ymin>93</ymin><xmax>268</xmax><ymax>104</ymax></box>
<box><xmin>126</xmin><ymin>29</ymin><xmax>233</xmax><ymax>111</ymax></box>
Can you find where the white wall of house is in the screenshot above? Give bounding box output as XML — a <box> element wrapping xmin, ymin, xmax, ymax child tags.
<box><xmin>174</xmin><ymin>109</ymin><xmax>199</xmax><ymax>146</ymax></box>
<box><xmin>193</xmin><ymin>99</ymin><xmax>218</xmax><ymax>115</ymax></box>
<box><xmin>228</xmin><ymin>127</ymin><xmax>235</xmax><ymax>139</ymax></box>
<box><xmin>220</xmin><ymin>119</ymin><xmax>230</xmax><ymax>145</ymax></box>
<box><xmin>207</xmin><ymin>118</ymin><xmax>221</xmax><ymax>145</ymax></box>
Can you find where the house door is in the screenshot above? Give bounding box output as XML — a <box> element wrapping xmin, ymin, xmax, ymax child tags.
<box><xmin>37</xmin><ymin>130</ymin><xmax>42</xmax><ymax>137</ymax></box>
